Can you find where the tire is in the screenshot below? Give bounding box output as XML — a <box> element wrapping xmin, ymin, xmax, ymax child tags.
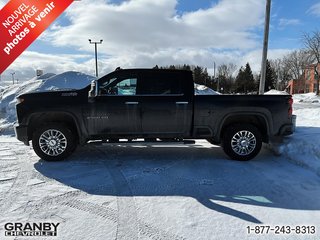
<box><xmin>32</xmin><ymin>123</ymin><xmax>77</xmax><ymax>161</ymax></box>
<box><xmin>222</xmin><ymin>124</ymin><xmax>262</xmax><ymax>161</ymax></box>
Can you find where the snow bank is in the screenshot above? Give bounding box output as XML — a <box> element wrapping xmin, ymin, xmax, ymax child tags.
<box><xmin>36</xmin><ymin>71</ymin><xmax>95</xmax><ymax>92</ymax></box>
<box><xmin>0</xmin><ymin>71</ymin><xmax>95</xmax><ymax>133</ymax></box>
<box><xmin>194</xmin><ymin>84</ymin><xmax>220</xmax><ymax>95</ymax></box>
<box><xmin>264</xmin><ymin>89</ymin><xmax>289</xmax><ymax>95</ymax></box>
<box><xmin>279</xmin><ymin>93</ymin><xmax>320</xmax><ymax>175</ymax></box>
<box><xmin>293</xmin><ymin>92</ymin><xmax>320</xmax><ymax>104</ymax></box>
<box><xmin>0</xmin><ymin>78</ymin><xmax>43</xmax><ymax>128</ymax></box>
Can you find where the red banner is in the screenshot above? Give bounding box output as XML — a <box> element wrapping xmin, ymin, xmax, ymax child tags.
<box><xmin>0</xmin><ymin>0</ymin><xmax>74</xmax><ymax>74</ymax></box>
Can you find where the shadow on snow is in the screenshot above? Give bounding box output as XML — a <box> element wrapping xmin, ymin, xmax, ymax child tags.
<box><xmin>34</xmin><ymin>141</ymin><xmax>320</xmax><ymax>224</ymax></box>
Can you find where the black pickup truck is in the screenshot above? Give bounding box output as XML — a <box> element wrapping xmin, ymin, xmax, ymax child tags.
<box><xmin>15</xmin><ymin>68</ymin><xmax>295</xmax><ymax>161</ymax></box>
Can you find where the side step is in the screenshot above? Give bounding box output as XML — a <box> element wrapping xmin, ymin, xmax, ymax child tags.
<box><xmin>89</xmin><ymin>139</ymin><xmax>196</xmax><ymax>145</ymax></box>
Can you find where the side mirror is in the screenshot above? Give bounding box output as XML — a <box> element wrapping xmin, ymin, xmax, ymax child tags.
<box><xmin>88</xmin><ymin>80</ymin><xmax>98</xmax><ymax>101</ymax></box>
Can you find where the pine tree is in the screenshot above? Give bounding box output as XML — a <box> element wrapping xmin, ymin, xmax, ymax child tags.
<box><xmin>265</xmin><ymin>60</ymin><xmax>276</xmax><ymax>91</ymax></box>
<box><xmin>235</xmin><ymin>67</ymin><xmax>245</xmax><ymax>93</ymax></box>
<box><xmin>193</xmin><ymin>66</ymin><xmax>204</xmax><ymax>85</ymax></box>
<box><xmin>235</xmin><ymin>63</ymin><xmax>256</xmax><ymax>93</ymax></box>
<box><xmin>243</xmin><ymin>63</ymin><xmax>256</xmax><ymax>92</ymax></box>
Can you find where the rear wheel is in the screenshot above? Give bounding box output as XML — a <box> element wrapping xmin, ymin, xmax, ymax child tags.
<box><xmin>222</xmin><ymin>124</ymin><xmax>262</xmax><ymax>161</ymax></box>
<box><xmin>32</xmin><ymin>123</ymin><xmax>76</xmax><ymax>161</ymax></box>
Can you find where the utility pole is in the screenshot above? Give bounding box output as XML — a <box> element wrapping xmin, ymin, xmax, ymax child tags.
<box><xmin>89</xmin><ymin>39</ymin><xmax>103</xmax><ymax>78</ymax></box>
<box><xmin>259</xmin><ymin>0</ymin><xmax>271</xmax><ymax>95</ymax></box>
<box><xmin>11</xmin><ymin>72</ymin><xmax>15</xmax><ymax>84</ymax></box>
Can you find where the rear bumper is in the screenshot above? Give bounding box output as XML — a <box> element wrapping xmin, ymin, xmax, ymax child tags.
<box><xmin>14</xmin><ymin>124</ymin><xmax>29</xmax><ymax>146</ymax></box>
<box><xmin>279</xmin><ymin>115</ymin><xmax>296</xmax><ymax>136</ymax></box>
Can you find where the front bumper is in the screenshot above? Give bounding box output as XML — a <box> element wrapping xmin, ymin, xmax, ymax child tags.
<box><xmin>279</xmin><ymin>115</ymin><xmax>296</xmax><ymax>136</ymax></box>
<box><xmin>14</xmin><ymin>124</ymin><xmax>29</xmax><ymax>145</ymax></box>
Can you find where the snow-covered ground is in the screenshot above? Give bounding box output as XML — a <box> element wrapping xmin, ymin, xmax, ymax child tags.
<box><xmin>0</xmin><ymin>75</ymin><xmax>320</xmax><ymax>239</ymax></box>
<box><xmin>279</xmin><ymin>93</ymin><xmax>320</xmax><ymax>176</ymax></box>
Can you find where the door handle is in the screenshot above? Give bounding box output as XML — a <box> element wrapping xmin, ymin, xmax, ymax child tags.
<box><xmin>125</xmin><ymin>102</ymin><xmax>139</xmax><ymax>105</ymax></box>
<box><xmin>176</xmin><ymin>102</ymin><xmax>188</xmax><ymax>105</ymax></box>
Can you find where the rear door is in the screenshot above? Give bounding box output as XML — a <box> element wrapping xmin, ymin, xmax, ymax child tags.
<box><xmin>137</xmin><ymin>71</ymin><xmax>193</xmax><ymax>137</ymax></box>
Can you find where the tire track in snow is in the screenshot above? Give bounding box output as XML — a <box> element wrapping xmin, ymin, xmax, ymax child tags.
<box><xmin>64</xmin><ymin>199</ymin><xmax>185</xmax><ymax>240</ymax></box>
<box><xmin>0</xmin><ymin>146</ymin><xmax>31</xmax><ymax>213</ymax></box>
<box><xmin>25</xmin><ymin>190</ymin><xmax>84</xmax><ymax>212</ymax></box>
<box><xmin>91</xmin><ymin>145</ymin><xmax>186</xmax><ymax>240</ymax></box>
<box><xmin>91</xmin><ymin>145</ymin><xmax>139</xmax><ymax>240</ymax></box>
<box><xmin>7</xmin><ymin>144</ymin><xmax>185</xmax><ymax>240</ymax></box>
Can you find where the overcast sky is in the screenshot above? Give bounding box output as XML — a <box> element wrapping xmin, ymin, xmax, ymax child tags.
<box><xmin>1</xmin><ymin>0</ymin><xmax>320</xmax><ymax>82</ymax></box>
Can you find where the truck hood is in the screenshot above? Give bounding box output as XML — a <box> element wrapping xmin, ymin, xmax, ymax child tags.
<box><xmin>17</xmin><ymin>87</ymin><xmax>90</xmax><ymax>105</ymax></box>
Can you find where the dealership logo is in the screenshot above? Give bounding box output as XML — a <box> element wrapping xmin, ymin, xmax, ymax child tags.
<box><xmin>4</xmin><ymin>222</ymin><xmax>60</xmax><ymax>237</ymax></box>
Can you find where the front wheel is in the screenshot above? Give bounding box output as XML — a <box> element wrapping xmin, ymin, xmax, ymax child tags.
<box><xmin>32</xmin><ymin>123</ymin><xmax>77</xmax><ymax>161</ymax></box>
<box><xmin>222</xmin><ymin>124</ymin><xmax>262</xmax><ymax>161</ymax></box>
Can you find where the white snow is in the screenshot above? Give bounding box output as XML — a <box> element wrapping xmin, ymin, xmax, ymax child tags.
<box><xmin>194</xmin><ymin>83</ymin><xmax>220</xmax><ymax>95</ymax></box>
<box><xmin>0</xmin><ymin>75</ymin><xmax>320</xmax><ymax>239</ymax></box>
<box><xmin>36</xmin><ymin>71</ymin><xmax>96</xmax><ymax>92</ymax></box>
<box><xmin>264</xmin><ymin>89</ymin><xmax>289</xmax><ymax>95</ymax></box>
<box><xmin>0</xmin><ymin>71</ymin><xmax>95</xmax><ymax>133</ymax></box>
<box><xmin>278</xmin><ymin>93</ymin><xmax>320</xmax><ymax>175</ymax></box>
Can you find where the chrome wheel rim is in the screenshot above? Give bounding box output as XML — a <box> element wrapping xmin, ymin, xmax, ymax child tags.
<box><xmin>231</xmin><ymin>130</ymin><xmax>256</xmax><ymax>156</ymax></box>
<box><xmin>39</xmin><ymin>129</ymin><xmax>67</xmax><ymax>156</ymax></box>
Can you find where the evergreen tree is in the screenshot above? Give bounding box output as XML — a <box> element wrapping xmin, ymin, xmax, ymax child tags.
<box><xmin>244</xmin><ymin>63</ymin><xmax>256</xmax><ymax>92</ymax></box>
<box><xmin>182</xmin><ymin>64</ymin><xmax>191</xmax><ymax>71</ymax></box>
<box><xmin>235</xmin><ymin>67</ymin><xmax>245</xmax><ymax>93</ymax></box>
<box><xmin>265</xmin><ymin>60</ymin><xmax>277</xmax><ymax>91</ymax></box>
<box><xmin>234</xmin><ymin>63</ymin><xmax>256</xmax><ymax>93</ymax></box>
<box><xmin>193</xmin><ymin>66</ymin><xmax>204</xmax><ymax>85</ymax></box>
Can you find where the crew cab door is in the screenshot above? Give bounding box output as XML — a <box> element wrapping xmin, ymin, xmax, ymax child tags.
<box><xmin>85</xmin><ymin>72</ymin><xmax>141</xmax><ymax>137</ymax></box>
<box><xmin>137</xmin><ymin>71</ymin><xmax>193</xmax><ymax>137</ymax></box>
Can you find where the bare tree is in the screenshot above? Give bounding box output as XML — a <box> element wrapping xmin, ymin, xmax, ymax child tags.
<box><xmin>282</xmin><ymin>50</ymin><xmax>311</xmax><ymax>79</ymax></box>
<box><xmin>303</xmin><ymin>31</ymin><xmax>320</xmax><ymax>95</ymax></box>
<box><xmin>280</xmin><ymin>50</ymin><xmax>312</xmax><ymax>92</ymax></box>
<box><xmin>270</xmin><ymin>58</ymin><xmax>283</xmax><ymax>90</ymax></box>
<box><xmin>217</xmin><ymin>63</ymin><xmax>237</xmax><ymax>79</ymax></box>
<box><xmin>217</xmin><ymin>63</ymin><xmax>237</xmax><ymax>93</ymax></box>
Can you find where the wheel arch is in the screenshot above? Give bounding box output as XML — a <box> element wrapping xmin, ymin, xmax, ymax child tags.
<box><xmin>27</xmin><ymin>111</ymin><xmax>81</xmax><ymax>143</ymax></box>
<box><xmin>218</xmin><ymin>113</ymin><xmax>270</xmax><ymax>143</ymax></box>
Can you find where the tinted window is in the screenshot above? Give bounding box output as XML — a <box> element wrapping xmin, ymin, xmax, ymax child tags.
<box><xmin>138</xmin><ymin>73</ymin><xmax>183</xmax><ymax>95</ymax></box>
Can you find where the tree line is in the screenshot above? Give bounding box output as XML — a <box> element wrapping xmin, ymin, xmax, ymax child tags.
<box><xmin>155</xmin><ymin>30</ymin><xmax>320</xmax><ymax>95</ymax></box>
<box><xmin>155</xmin><ymin>61</ymin><xmax>276</xmax><ymax>94</ymax></box>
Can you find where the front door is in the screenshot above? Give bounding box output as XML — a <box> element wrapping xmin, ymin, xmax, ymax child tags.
<box><xmin>85</xmin><ymin>73</ymin><xmax>141</xmax><ymax>137</ymax></box>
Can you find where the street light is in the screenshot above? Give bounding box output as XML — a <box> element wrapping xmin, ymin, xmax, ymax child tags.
<box><xmin>11</xmin><ymin>72</ymin><xmax>15</xmax><ymax>84</ymax></box>
<box><xmin>89</xmin><ymin>39</ymin><xmax>103</xmax><ymax>78</ymax></box>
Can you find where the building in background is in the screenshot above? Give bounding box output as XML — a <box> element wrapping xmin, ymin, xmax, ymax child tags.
<box><xmin>286</xmin><ymin>63</ymin><xmax>320</xmax><ymax>94</ymax></box>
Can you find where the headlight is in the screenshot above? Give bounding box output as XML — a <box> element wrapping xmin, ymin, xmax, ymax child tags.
<box><xmin>17</xmin><ymin>97</ymin><xmax>24</xmax><ymax>104</ymax></box>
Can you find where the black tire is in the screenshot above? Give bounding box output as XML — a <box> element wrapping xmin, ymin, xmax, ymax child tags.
<box><xmin>32</xmin><ymin>123</ymin><xmax>77</xmax><ymax>161</ymax></box>
<box><xmin>222</xmin><ymin>124</ymin><xmax>262</xmax><ymax>161</ymax></box>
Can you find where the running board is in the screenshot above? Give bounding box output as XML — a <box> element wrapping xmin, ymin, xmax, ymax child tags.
<box><xmin>89</xmin><ymin>139</ymin><xmax>196</xmax><ymax>145</ymax></box>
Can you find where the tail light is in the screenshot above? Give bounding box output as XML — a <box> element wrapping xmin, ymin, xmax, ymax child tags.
<box><xmin>288</xmin><ymin>96</ymin><xmax>293</xmax><ymax>117</ymax></box>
